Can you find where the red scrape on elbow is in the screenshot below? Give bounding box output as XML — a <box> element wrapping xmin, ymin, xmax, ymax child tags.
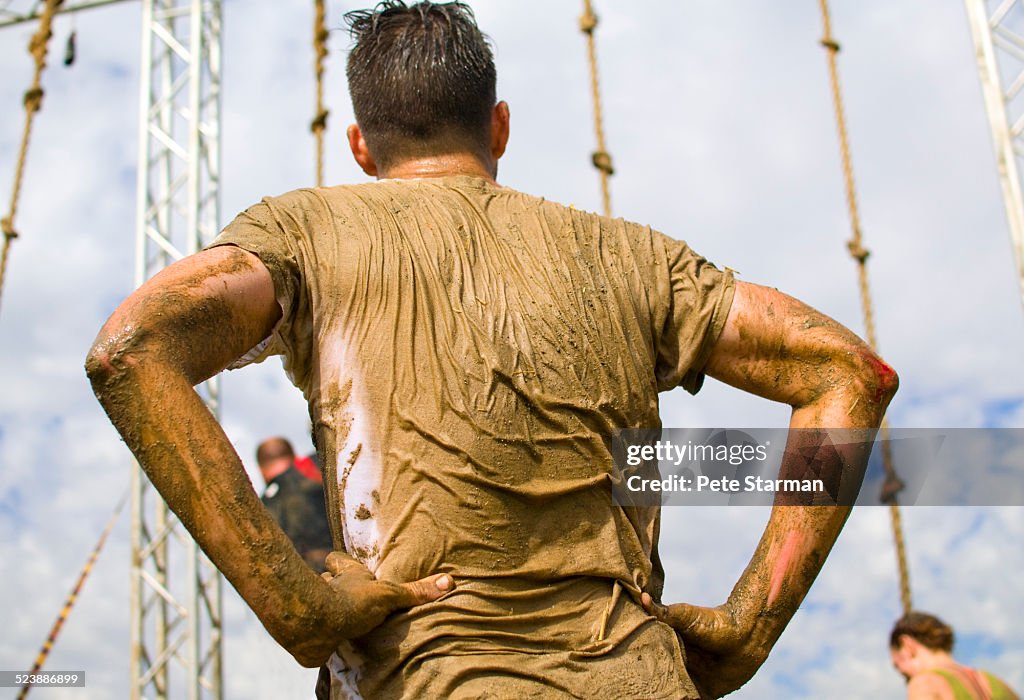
<box><xmin>85</xmin><ymin>349</ymin><xmax>118</xmax><ymax>380</ymax></box>
<box><xmin>96</xmin><ymin>353</ymin><xmax>118</xmax><ymax>375</ymax></box>
<box><xmin>767</xmin><ymin>530</ymin><xmax>808</xmax><ymax>608</ymax></box>
<box><xmin>860</xmin><ymin>350</ymin><xmax>897</xmax><ymax>403</ymax></box>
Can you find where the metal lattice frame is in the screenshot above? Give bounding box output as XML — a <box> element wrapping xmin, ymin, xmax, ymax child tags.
<box><xmin>132</xmin><ymin>0</ymin><xmax>223</xmax><ymax>698</ymax></box>
<box><xmin>965</xmin><ymin>0</ymin><xmax>1024</xmax><ymax>307</ymax></box>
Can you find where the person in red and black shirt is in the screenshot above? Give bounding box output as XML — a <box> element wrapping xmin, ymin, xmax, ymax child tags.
<box><xmin>257</xmin><ymin>437</ymin><xmax>334</xmax><ymax>574</ymax></box>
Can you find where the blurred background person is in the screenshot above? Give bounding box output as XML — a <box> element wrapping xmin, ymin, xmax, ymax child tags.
<box><xmin>890</xmin><ymin>611</ymin><xmax>1019</xmax><ymax>700</ymax></box>
<box><xmin>257</xmin><ymin>436</ymin><xmax>334</xmax><ymax>573</ymax></box>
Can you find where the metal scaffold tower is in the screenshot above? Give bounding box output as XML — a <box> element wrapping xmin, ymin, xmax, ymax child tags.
<box><xmin>1</xmin><ymin>0</ymin><xmax>224</xmax><ymax>697</ymax></box>
<box><xmin>132</xmin><ymin>0</ymin><xmax>223</xmax><ymax>698</ymax></box>
<box><xmin>965</xmin><ymin>0</ymin><xmax>1024</xmax><ymax>307</ymax></box>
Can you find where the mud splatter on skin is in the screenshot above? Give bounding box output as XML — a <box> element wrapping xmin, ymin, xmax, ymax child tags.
<box><xmin>85</xmin><ymin>247</ymin><xmax>360</xmax><ymax>666</ymax></box>
<box><xmin>694</xmin><ymin>504</ymin><xmax>848</xmax><ymax>699</ymax></box>
<box><xmin>720</xmin><ymin>289</ymin><xmax>864</xmax><ymax>407</ymax></box>
<box><xmin>713</xmin><ymin>285</ymin><xmax>897</xmax><ymax>430</ymax></box>
<box><xmin>87</xmin><ymin>247</ymin><xmax>280</xmax><ymax>386</ymax></box>
<box><xmin>683</xmin><ymin>281</ymin><xmax>895</xmax><ymax>697</ymax></box>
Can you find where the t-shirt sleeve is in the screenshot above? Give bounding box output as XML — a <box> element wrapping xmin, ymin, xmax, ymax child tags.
<box><xmin>653</xmin><ymin>235</ymin><xmax>736</xmax><ymax>395</ymax></box>
<box><xmin>206</xmin><ymin>194</ymin><xmax>315</xmax><ymax>391</ymax></box>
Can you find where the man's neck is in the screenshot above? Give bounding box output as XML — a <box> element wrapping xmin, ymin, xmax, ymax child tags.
<box><xmin>379</xmin><ymin>153</ymin><xmax>497</xmax><ymax>184</ymax></box>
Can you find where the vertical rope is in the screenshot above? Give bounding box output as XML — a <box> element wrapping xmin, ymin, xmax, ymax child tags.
<box><xmin>579</xmin><ymin>0</ymin><xmax>614</xmax><ymax>217</ymax></box>
<box><xmin>888</xmin><ymin>495</ymin><xmax>913</xmax><ymax>614</ymax></box>
<box><xmin>17</xmin><ymin>490</ymin><xmax>128</xmax><ymax>699</ymax></box>
<box><xmin>818</xmin><ymin>0</ymin><xmax>912</xmax><ymax>614</ymax></box>
<box><xmin>311</xmin><ymin>0</ymin><xmax>329</xmax><ymax>188</ymax></box>
<box><xmin>0</xmin><ymin>0</ymin><xmax>64</xmax><ymax>319</ymax></box>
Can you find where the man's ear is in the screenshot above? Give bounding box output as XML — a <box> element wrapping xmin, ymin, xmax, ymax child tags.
<box><xmin>490</xmin><ymin>101</ymin><xmax>510</xmax><ymax>161</ymax></box>
<box><xmin>347</xmin><ymin>124</ymin><xmax>378</xmax><ymax>177</ymax></box>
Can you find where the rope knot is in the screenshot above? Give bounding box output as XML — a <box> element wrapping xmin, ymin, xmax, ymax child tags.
<box><xmin>879</xmin><ymin>474</ymin><xmax>905</xmax><ymax>505</ymax></box>
<box><xmin>310</xmin><ymin>109</ymin><xmax>329</xmax><ymax>133</ymax></box>
<box><xmin>29</xmin><ymin>28</ymin><xmax>55</xmax><ymax>64</ymax></box>
<box><xmin>591</xmin><ymin>150</ymin><xmax>614</xmax><ymax>175</ymax></box>
<box><xmin>314</xmin><ymin>28</ymin><xmax>329</xmax><ymax>63</ymax></box>
<box><xmin>847</xmin><ymin>238</ymin><xmax>870</xmax><ymax>263</ymax></box>
<box><xmin>23</xmin><ymin>87</ymin><xmax>45</xmax><ymax>113</ymax></box>
<box><xmin>579</xmin><ymin>11</ymin><xmax>598</xmax><ymax>34</ymax></box>
<box><xmin>820</xmin><ymin>37</ymin><xmax>841</xmax><ymax>52</ymax></box>
<box><xmin>1</xmin><ymin>217</ymin><xmax>18</xmax><ymax>239</ymax></box>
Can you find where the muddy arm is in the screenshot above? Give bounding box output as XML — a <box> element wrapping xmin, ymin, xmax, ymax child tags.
<box><xmin>648</xmin><ymin>280</ymin><xmax>898</xmax><ymax>698</ymax></box>
<box><xmin>85</xmin><ymin>246</ymin><xmax>449</xmax><ymax>666</ymax></box>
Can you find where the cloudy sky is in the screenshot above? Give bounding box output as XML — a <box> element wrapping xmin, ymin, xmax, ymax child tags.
<box><xmin>1</xmin><ymin>1</ymin><xmax>1022</xmax><ymax>698</ymax></box>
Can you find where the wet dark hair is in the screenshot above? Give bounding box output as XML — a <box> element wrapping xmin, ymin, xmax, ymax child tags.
<box><xmin>890</xmin><ymin>611</ymin><xmax>955</xmax><ymax>653</ymax></box>
<box><xmin>344</xmin><ymin>1</ymin><xmax>497</xmax><ymax>169</ymax></box>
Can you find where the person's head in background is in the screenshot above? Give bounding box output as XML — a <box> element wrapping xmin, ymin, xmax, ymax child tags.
<box><xmin>889</xmin><ymin>611</ymin><xmax>956</xmax><ymax>681</ymax></box>
<box><xmin>256</xmin><ymin>436</ymin><xmax>296</xmax><ymax>484</ymax></box>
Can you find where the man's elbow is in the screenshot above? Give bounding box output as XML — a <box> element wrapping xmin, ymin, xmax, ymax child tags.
<box><xmin>84</xmin><ymin>345</ymin><xmax>115</xmax><ymax>390</ymax></box>
<box><xmin>84</xmin><ymin>329</ymin><xmax>147</xmax><ymax>397</ymax></box>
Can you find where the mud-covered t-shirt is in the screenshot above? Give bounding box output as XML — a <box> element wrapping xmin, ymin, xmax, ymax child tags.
<box><xmin>213</xmin><ymin>175</ymin><xmax>735</xmax><ymax>700</ymax></box>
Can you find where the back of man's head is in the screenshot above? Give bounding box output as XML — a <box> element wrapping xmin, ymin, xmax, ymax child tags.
<box><xmin>345</xmin><ymin>1</ymin><xmax>496</xmax><ymax>170</ymax></box>
<box><xmin>889</xmin><ymin>611</ymin><xmax>955</xmax><ymax>653</ymax></box>
<box><xmin>256</xmin><ymin>437</ymin><xmax>296</xmax><ymax>469</ymax></box>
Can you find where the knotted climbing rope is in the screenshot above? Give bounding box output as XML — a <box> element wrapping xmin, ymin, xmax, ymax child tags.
<box><xmin>311</xmin><ymin>0</ymin><xmax>329</xmax><ymax>187</ymax></box>
<box><xmin>818</xmin><ymin>0</ymin><xmax>912</xmax><ymax>614</ymax></box>
<box><xmin>579</xmin><ymin>0</ymin><xmax>614</xmax><ymax>217</ymax></box>
<box><xmin>0</xmin><ymin>0</ymin><xmax>63</xmax><ymax>319</ymax></box>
